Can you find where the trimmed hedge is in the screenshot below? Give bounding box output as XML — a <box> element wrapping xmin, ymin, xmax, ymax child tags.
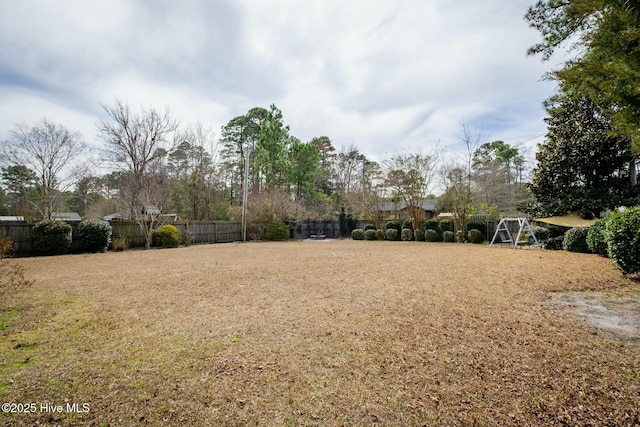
<box><xmin>456</xmin><ymin>230</ymin><xmax>466</xmax><ymax>243</ymax></box>
<box><xmin>402</xmin><ymin>220</ymin><xmax>414</xmax><ymax>230</ymax></box>
<box><xmin>562</xmin><ymin>227</ymin><xmax>590</xmax><ymax>253</ymax></box>
<box><xmin>605</xmin><ymin>207</ymin><xmax>640</xmax><ymax>275</ymax></box>
<box><xmin>530</xmin><ymin>225</ymin><xmax>550</xmax><ymax>242</ymax></box>
<box><xmin>465</xmin><ymin>221</ymin><xmax>486</xmax><ymax>236</ymax></box>
<box><xmin>468</xmin><ymin>229</ymin><xmax>484</xmax><ymax>244</ymax></box>
<box><xmin>363</xmin><ymin>224</ymin><xmax>375</xmax><ymax>231</ymax></box>
<box><xmin>401</xmin><ymin>228</ymin><xmax>413</xmax><ymax>241</ymax></box>
<box><xmin>439</xmin><ymin>219</ymin><xmax>453</xmax><ymax>232</ymax></box>
<box><xmin>386</xmin><ymin>221</ymin><xmax>402</xmax><ymax>233</ymax></box>
<box><xmin>154</xmin><ymin>224</ymin><xmax>181</xmax><ymax>248</ymax></box>
<box><xmin>376</xmin><ymin>229</ymin><xmax>385</xmax><ymax>240</ymax></box>
<box><xmin>78</xmin><ymin>219</ymin><xmax>112</xmax><ymax>253</ymax></box>
<box><xmin>351</xmin><ymin>229</ymin><xmax>365</xmax><ymax>240</ymax></box>
<box><xmin>385</xmin><ymin>228</ymin><xmax>398</xmax><ymax>241</ymax></box>
<box><xmin>443</xmin><ymin>231</ymin><xmax>455</xmax><ymax>242</ymax></box>
<box><xmin>425</xmin><ymin>229</ymin><xmax>439</xmax><ymax>242</ymax></box>
<box><xmin>364</xmin><ymin>229</ymin><xmax>377</xmax><ymax>240</ymax></box>
<box><xmin>33</xmin><ymin>220</ymin><xmax>72</xmax><ymax>255</ymax></box>
<box><xmin>586</xmin><ymin>219</ymin><xmax>608</xmax><ymax>256</ymax></box>
<box><xmin>414</xmin><ymin>229</ymin><xmax>425</xmax><ymax>242</ymax></box>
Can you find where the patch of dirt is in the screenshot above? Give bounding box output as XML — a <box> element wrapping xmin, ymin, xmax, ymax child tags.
<box><xmin>552</xmin><ymin>290</ymin><xmax>640</xmax><ymax>345</ymax></box>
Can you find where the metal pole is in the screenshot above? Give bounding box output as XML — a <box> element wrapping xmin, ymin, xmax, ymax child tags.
<box><xmin>241</xmin><ymin>146</ymin><xmax>251</xmax><ymax>242</ymax></box>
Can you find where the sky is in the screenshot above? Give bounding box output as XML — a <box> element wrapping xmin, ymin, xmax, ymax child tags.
<box><xmin>0</xmin><ymin>0</ymin><xmax>567</xmax><ymax>168</ymax></box>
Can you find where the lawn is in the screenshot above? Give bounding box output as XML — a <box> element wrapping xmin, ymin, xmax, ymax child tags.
<box><xmin>1</xmin><ymin>240</ymin><xmax>639</xmax><ymax>426</ymax></box>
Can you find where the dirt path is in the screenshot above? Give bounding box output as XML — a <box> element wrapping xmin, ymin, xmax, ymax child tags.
<box><xmin>552</xmin><ymin>290</ymin><xmax>640</xmax><ymax>346</ymax></box>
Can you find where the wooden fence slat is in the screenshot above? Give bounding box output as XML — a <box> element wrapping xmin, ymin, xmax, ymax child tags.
<box><xmin>0</xmin><ymin>220</ymin><xmax>243</xmax><ymax>256</ymax></box>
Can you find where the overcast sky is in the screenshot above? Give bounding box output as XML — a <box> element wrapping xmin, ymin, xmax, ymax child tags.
<box><xmin>0</xmin><ymin>0</ymin><xmax>566</xmax><ymax>166</ymax></box>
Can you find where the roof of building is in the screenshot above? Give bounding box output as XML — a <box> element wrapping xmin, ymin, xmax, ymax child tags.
<box><xmin>51</xmin><ymin>212</ymin><xmax>81</xmax><ymax>221</ymax></box>
<box><xmin>375</xmin><ymin>200</ymin><xmax>437</xmax><ymax>212</ymax></box>
<box><xmin>0</xmin><ymin>216</ymin><xmax>24</xmax><ymax>222</ymax></box>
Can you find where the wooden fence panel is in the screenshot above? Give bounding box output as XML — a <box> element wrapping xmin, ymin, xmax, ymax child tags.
<box><xmin>187</xmin><ymin>222</ymin><xmax>217</xmax><ymax>244</ymax></box>
<box><xmin>1</xmin><ymin>220</ymin><xmax>243</xmax><ymax>256</ymax></box>
<box><xmin>110</xmin><ymin>221</ymin><xmax>146</xmax><ymax>248</ymax></box>
<box><xmin>213</xmin><ymin>221</ymin><xmax>242</xmax><ymax>243</ymax></box>
<box><xmin>0</xmin><ymin>222</ymin><xmax>34</xmax><ymax>255</ymax></box>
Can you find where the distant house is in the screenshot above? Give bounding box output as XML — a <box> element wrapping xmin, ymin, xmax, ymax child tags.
<box><xmin>0</xmin><ymin>216</ymin><xmax>24</xmax><ymax>222</ymax></box>
<box><xmin>103</xmin><ymin>209</ymin><xmax>180</xmax><ymax>222</ymax></box>
<box><xmin>376</xmin><ymin>200</ymin><xmax>438</xmax><ymax>222</ymax></box>
<box><xmin>103</xmin><ymin>213</ymin><xmax>123</xmax><ymax>221</ymax></box>
<box><xmin>51</xmin><ymin>212</ymin><xmax>81</xmax><ymax>221</ymax></box>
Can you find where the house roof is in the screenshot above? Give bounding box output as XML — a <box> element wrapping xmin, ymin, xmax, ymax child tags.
<box><xmin>103</xmin><ymin>213</ymin><xmax>123</xmax><ymax>221</ymax></box>
<box><xmin>52</xmin><ymin>212</ymin><xmax>81</xmax><ymax>221</ymax></box>
<box><xmin>375</xmin><ymin>200</ymin><xmax>437</xmax><ymax>212</ymax></box>
<box><xmin>0</xmin><ymin>216</ymin><xmax>24</xmax><ymax>222</ymax></box>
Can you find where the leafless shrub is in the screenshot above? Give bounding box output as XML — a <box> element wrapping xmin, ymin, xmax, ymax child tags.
<box><xmin>0</xmin><ymin>260</ymin><xmax>34</xmax><ymax>298</ymax></box>
<box><xmin>246</xmin><ymin>189</ymin><xmax>308</xmax><ymax>240</ymax></box>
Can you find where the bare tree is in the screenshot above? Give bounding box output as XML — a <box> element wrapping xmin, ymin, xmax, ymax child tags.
<box><xmin>437</xmin><ymin>121</ymin><xmax>481</xmax><ymax>232</ymax></box>
<box><xmin>1</xmin><ymin>119</ymin><xmax>85</xmax><ymax>219</ymax></box>
<box><xmin>333</xmin><ymin>144</ymin><xmax>366</xmax><ymax>194</ymax></box>
<box><xmin>384</xmin><ymin>150</ymin><xmax>439</xmax><ymax>230</ymax></box>
<box><xmin>98</xmin><ymin>99</ymin><xmax>179</xmax><ymax>248</ymax></box>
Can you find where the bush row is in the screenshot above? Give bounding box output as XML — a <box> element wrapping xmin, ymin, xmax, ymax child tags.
<box><xmin>351</xmin><ymin>220</ymin><xmax>487</xmax><ymax>244</ymax></box>
<box><xmin>28</xmin><ymin>220</ymin><xmax>202</xmax><ymax>255</ymax></box>
<box><xmin>33</xmin><ymin>219</ymin><xmax>112</xmax><ymax>255</ymax></box>
<box><xmin>561</xmin><ymin>207</ymin><xmax>640</xmax><ymax>275</ymax></box>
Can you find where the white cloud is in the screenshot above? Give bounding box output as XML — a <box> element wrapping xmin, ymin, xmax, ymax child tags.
<box><xmin>0</xmin><ymin>0</ymin><xmax>562</xmax><ymax>173</ymax></box>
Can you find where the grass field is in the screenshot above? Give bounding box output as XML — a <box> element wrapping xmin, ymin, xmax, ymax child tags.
<box><xmin>1</xmin><ymin>240</ymin><xmax>640</xmax><ymax>426</ymax></box>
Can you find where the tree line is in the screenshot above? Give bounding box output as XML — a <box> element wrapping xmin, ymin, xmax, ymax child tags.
<box><xmin>1</xmin><ymin>97</ymin><xmax>534</xmax><ymax>242</ymax></box>
<box><xmin>0</xmin><ymin>96</ymin><xmax>540</xmax><ymax>246</ymax></box>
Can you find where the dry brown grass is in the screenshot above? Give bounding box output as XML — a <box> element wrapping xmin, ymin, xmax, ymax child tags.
<box><xmin>1</xmin><ymin>240</ymin><xmax>640</xmax><ymax>426</ymax></box>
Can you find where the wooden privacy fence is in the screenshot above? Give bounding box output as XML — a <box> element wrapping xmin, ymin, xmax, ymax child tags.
<box><xmin>0</xmin><ymin>220</ymin><xmax>242</xmax><ymax>256</ymax></box>
<box><xmin>293</xmin><ymin>219</ymin><xmax>370</xmax><ymax>239</ymax></box>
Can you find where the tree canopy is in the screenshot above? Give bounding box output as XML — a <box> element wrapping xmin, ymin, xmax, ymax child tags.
<box><xmin>529</xmin><ymin>94</ymin><xmax>639</xmax><ymax>217</ymax></box>
<box><xmin>526</xmin><ymin>0</ymin><xmax>640</xmax><ymax>152</ymax></box>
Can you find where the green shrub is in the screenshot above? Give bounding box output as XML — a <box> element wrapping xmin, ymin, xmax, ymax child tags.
<box><xmin>385</xmin><ymin>229</ymin><xmax>398</xmax><ymax>241</ymax></box>
<box><xmin>425</xmin><ymin>229</ymin><xmax>439</xmax><ymax>242</ymax></box>
<box><xmin>456</xmin><ymin>230</ymin><xmax>466</xmax><ymax>243</ymax></box>
<box><xmin>265</xmin><ymin>221</ymin><xmax>290</xmax><ymax>241</ymax></box>
<box><xmin>443</xmin><ymin>230</ymin><xmax>455</xmax><ymax>242</ymax></box>
<box><xmin>78</xmin><ymin>219</ymin><xmax>112</xmax><ymax>253</ymax></box>
<box><xmin>401</xmin><ymin>228</ymin><xmax>413</xmax><ymax>241</ymax></box>
<box><xmin>604</xmin><ymin>207</ymin><xmax>640</xmax><ymax>274</ymax></box>
<box><xmin>363</xmin><ymin>224</ymin><xmax>375</xmax><ymax>231</ymax></box>
<box><xmin>386</xmin><ymin>221</ymin><xmax>402</xmax><ymax>233</ymax></box>
<box><xmin>364</xmin><ymin>229</ymin><xmax>377</xmax><ymax>240</ymax></box>
<box><xmin>586</xmin><ymin>219</ymin><xmax>608</xmax><ymax>256</ymax></box>
<box><xmin>423</xmin><ymin>219</ymin><xmax>442</xmax><ymax>241</ymax></box>
<box><xmin>351</xmin><ymin>229</ymin><xmax>365</xmax><ymax>240</ymax></box>
<box><xmin>562</xmin><ymin>227</ymin><xmax>590</xmax><ymax>253</ymax></box>
<box><xmin>468</xmin><ymin>229</ymin><xmax>484</xmax><ymax>244</ymax></box>
<box><xmin>154</xmin><ymin>224</ymin><xmax>181</xmax><ymax>248</ymax></box>
<box><xmin>33</xmin><ymin>220</ymin><xmax>72</xmax><ymax>255</ymax></box>
<box><xmin>414</xmin><ymin>229</ymin><xmax>425</xmax><ymax>241</ymax></box>
<box><xmin>530</xmin><ymin>225</ymin><xmax>550</xmax><ymax>241</ymax></box>
<box><xmin>439</xmin><ymin>219</ymin><xmax>453</xmax><ymax>232</ymax></box>
<box><xmin>424</xmin><ymin>219</ymin><xmax>441</xmax><ymax>232</ymax></box>
<box><xmin>465</xmin><ymin>220</ymin><xmax>486</xmax><ymax>236</ymax></box>
<box><xmin>402</xmin><ymin>220</ymin><xmax>413</xmax><ymax>230</ymax></box>
<box><xmin>376</xmin><ymin>229</ymin><xmax>385</xmax><ymax>240</ymax></box>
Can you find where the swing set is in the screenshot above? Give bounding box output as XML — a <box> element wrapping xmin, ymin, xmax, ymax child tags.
<box><xmin>489</xmin><ymin>217</ymin><xmax>539</xmax><ymax>249</ymax></box>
